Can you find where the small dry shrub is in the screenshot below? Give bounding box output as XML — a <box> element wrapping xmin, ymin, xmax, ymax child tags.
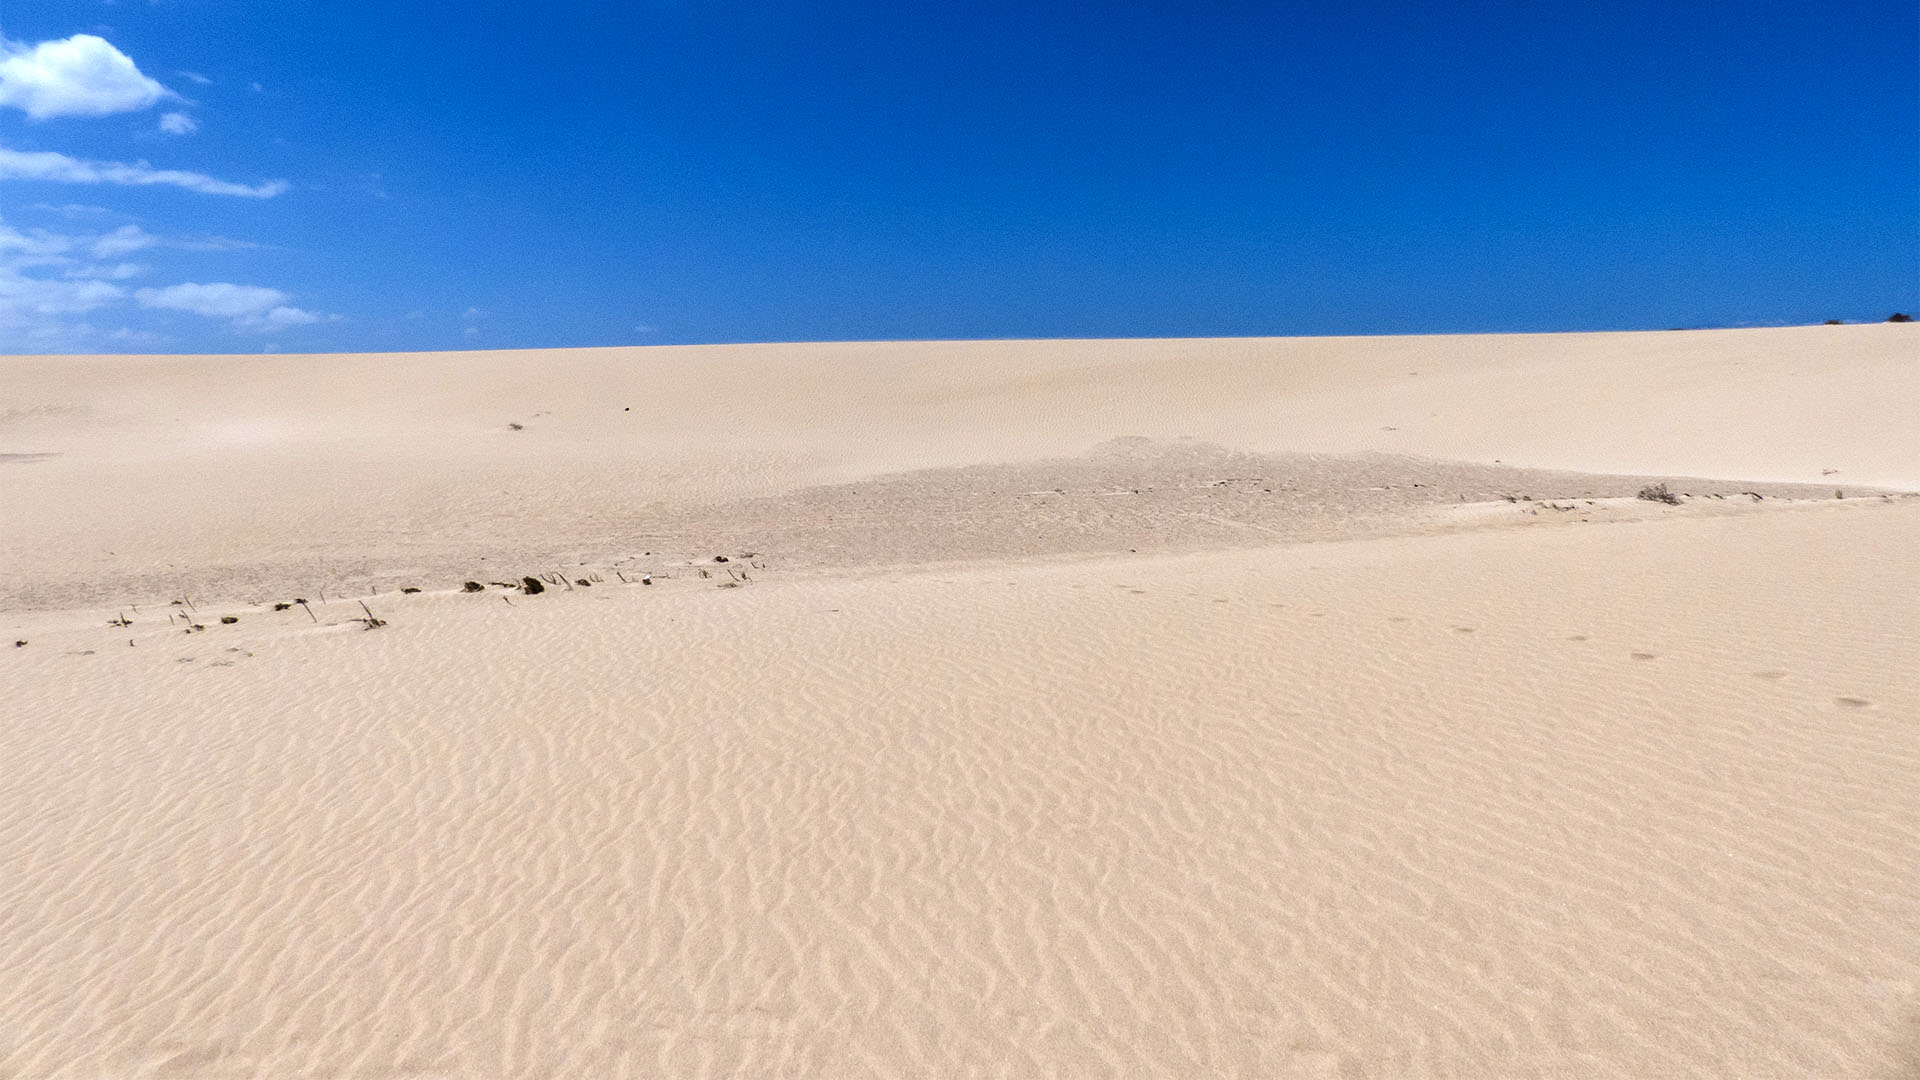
<box><xmin>1637</xmin><ymin>483</ymin><xmax>1681</xmax><ymax>505</ymax></box>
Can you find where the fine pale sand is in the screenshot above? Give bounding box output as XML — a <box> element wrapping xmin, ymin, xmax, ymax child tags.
<box><xmin>2</xmin><ymin>325</ymin><xmax>1916</xmax><ymax>1077</ymax></box>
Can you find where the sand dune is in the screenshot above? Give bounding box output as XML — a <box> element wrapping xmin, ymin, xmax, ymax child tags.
<box><xmin>2</xmin><ymin>324</ymin><xmax>1911</xmax><ymax>610</ymax></box>
<box><xmin>2</xmin><ymin>327</ymin><xmax>1916</xmax><ymax>1077</ymax></box>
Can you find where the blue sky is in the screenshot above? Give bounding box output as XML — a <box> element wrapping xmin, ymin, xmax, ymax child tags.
<box><xmin>0</xmin><ymin>1</ymin><xmax>1913</xmax><ymax>353</ymax></box>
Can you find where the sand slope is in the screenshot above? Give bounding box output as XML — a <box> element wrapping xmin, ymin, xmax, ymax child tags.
<box><xmin>2</xmin><ymin>324</ymin><xmax>1912</xmax><ymax>611</ymax></box>
<box><xmin>2</xmin><ymin>326</ymin><xmax>1916</xmax><ymax>1077</ymax></box>
<box><xmin>3</xmin><ymin>503</ymin><xmax>1915</xmax><ymax>1077</ymax></box>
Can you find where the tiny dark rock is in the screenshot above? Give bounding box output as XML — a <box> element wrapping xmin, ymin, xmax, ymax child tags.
<box><xmin>521</xmin><ymin>577</ymin><xmax>545</xmax><ymax>594</ymax></box>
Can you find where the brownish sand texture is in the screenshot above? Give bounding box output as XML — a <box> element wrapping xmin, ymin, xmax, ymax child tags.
<box><xmin>2</xmin><ymin>325</ymin><xmax>1916</xmax><ymax>1077</ymax></box>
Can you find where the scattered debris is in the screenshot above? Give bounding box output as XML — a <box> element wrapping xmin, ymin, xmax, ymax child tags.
<box><xmin>1637</xmin><ymin>483</ymin><xmax>1681</xmax><ymax>505</ymax></box>
<box><xmin>575</xmin><ymin>579</ymin><xmax>592</xmax><ymax>587</ymax></box>
<box><xmin>714</xmin><ymin>555</ymin><xmax>729</xmax><ymax>563</ymax></box>
<box><xmin>273</xmin><ymin>602</ymin><xmax>292</xmax><ymax>611</ymax></box>
<box><xmin>508</xmin><ymin>422</ymin><xmax>525</xmax><ymax>430</ymax></box>
<box><xmin>13</xmin><ymin>640</ymin><xmax>23</xmax><ymax>648</ymax></box>
<box><xmin>521</xmin><ymin>576</ymin><xmax>545</xmax><ymax>594</ymax></box>
<box><xmin>220</xmin><ymin>616</ymin><xmax>239</xmax><ymax>625</ymax></box>
<box><xmin>463</xmin><ymin>581</ymin><xmax>486</xmax><ymax>592</ymax></box>
<box><xmin>401</xmin><ymin>587</ymin><xmax>422</xmax><ymax>594</ymax></box>
<box><xmin>357</xmin><ymin>601</ymin><xmax>387</xmax><ymax>629</ymax></box>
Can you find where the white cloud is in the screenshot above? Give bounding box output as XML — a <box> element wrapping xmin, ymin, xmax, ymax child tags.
<box><xmin>135</xmin><ymin>281</ymin><xmax>322</xmax><ymax>331</ymax></box>
<box><xmin>70</xmin><ymin>261</ymin><xmax>147</xmax><ymax>280</ymax></box>
<box><xmin>0</xmin><ymin>260</ymin><xmax>126</xmax><ymax>349</ymax></box>
<box><xmin>158</xmin><ymin>110</ymin><xmax>197</xmax><ymax>135</ymax></box>
<box><xmin>0</xmin><ymin>147</ymin><xmax>287</xmax><ymax>198</ymax></box>
<box><xmin>176</xmin><ymin>70</ymin><xmax>212</xmax><ymax>86</ymax></box>
<box><xmin>29</xmin><ymin>202</ymin><xmax>112</xmax><ymax>218</ymax></box>
<box><xmin>0</xmin><ymin>216</ymin><xmax>320</xmax><ymax>350</ymax></box>
<box><xmin>91</xmin><ymin>223</ymin><xmax>156</xmax><ymax>258</ymax></box>
<box><xmin>0</xmin><ymin>219</ymin><xmax>74</xmax><ymax>260</ymax></box>
<box><xmin>0</xmin><ymin>34</ymin><xmax>167</xmax><ymax>119</ymax></box>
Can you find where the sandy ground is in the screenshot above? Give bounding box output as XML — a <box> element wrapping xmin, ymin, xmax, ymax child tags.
<box><xmin>2</xmin><ymin>325</ymin><xmax>1916</xmax><ymax>1077</ymax></box>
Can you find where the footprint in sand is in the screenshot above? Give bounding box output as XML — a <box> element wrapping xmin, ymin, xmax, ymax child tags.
<box><xmin>1631</xmin><ymin>652</ymin><xmax>1658</xmax><ymax>661</ymax></box>
<box><xmin>1835</xmin><ymin>697</ymin><xmax>1872</xmax><ymax>708</ymax></box>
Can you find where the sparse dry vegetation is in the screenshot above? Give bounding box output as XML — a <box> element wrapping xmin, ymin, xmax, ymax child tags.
<box><xmin>1637</xmin><ymin>483</ymin><xmax>1681</xmax><ymax>505</ymax></box>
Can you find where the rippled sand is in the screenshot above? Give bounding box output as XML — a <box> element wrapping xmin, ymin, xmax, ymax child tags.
<box><xmin>3</xmin><ymin>325</ymin><xmax>1916</xmax><ymax>1077</ymax></box>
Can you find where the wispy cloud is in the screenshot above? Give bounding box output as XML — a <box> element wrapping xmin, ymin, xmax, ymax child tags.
<box><xmin>176</xmin><ymin>70</ymin><xmax>212</xmax><ymax>86</ymax></box>
<box><xmin>28</xmin><ymin>202</ymin><xmax>113</xmax><ymax>218</ymax></box>
<box><xmin>135</xmin><ymin>281</ymin><xmax>323</xmax><ymax>331</ymax></box>
<box><xmin>0</xmin><ymin>216</ymin><xmax>122</xmax><ymax>348</ymax></box>
<box><xmin>0</xmin><ymin>219</ymin><xmax>75</xmax><ymax>261</ymax></box>
<box><xmin>91</xmin><ymin>223</ymin><xmax>157</xmax><ymax>259</ymax></box>
<box><xmin>0</xmin><ymin>245</ymin><xmax>128</xmax><ymax>349</ymax></box>
<box><xmin>0</xmin><ymin>34</ymin><xmax>167</xmax><ymax>119</ymax></box>
<box><xmin>0</xmin><ymin>216</ymin><xmax>320</xmax><ymax>350</ymax></box>
<box><xmin>70</xmin><ymin>261</ymin><xmax>147</xmax><ymax>280</ymax></box>
<box><xmin>0</xmin><ymin>147</ymin><xmax>287</xmax><ymax>198</ymax></box>
<box><xmin>158</xmin><ymin>110</ymin><xmax>197</xmax><ymax>135</ymax></box>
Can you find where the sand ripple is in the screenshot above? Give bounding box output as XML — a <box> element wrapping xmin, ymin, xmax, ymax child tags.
<box><xmin>3</xmin><ymin>503</ymin><xmax>1915</xmax><ymax>1077</ymax></box>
